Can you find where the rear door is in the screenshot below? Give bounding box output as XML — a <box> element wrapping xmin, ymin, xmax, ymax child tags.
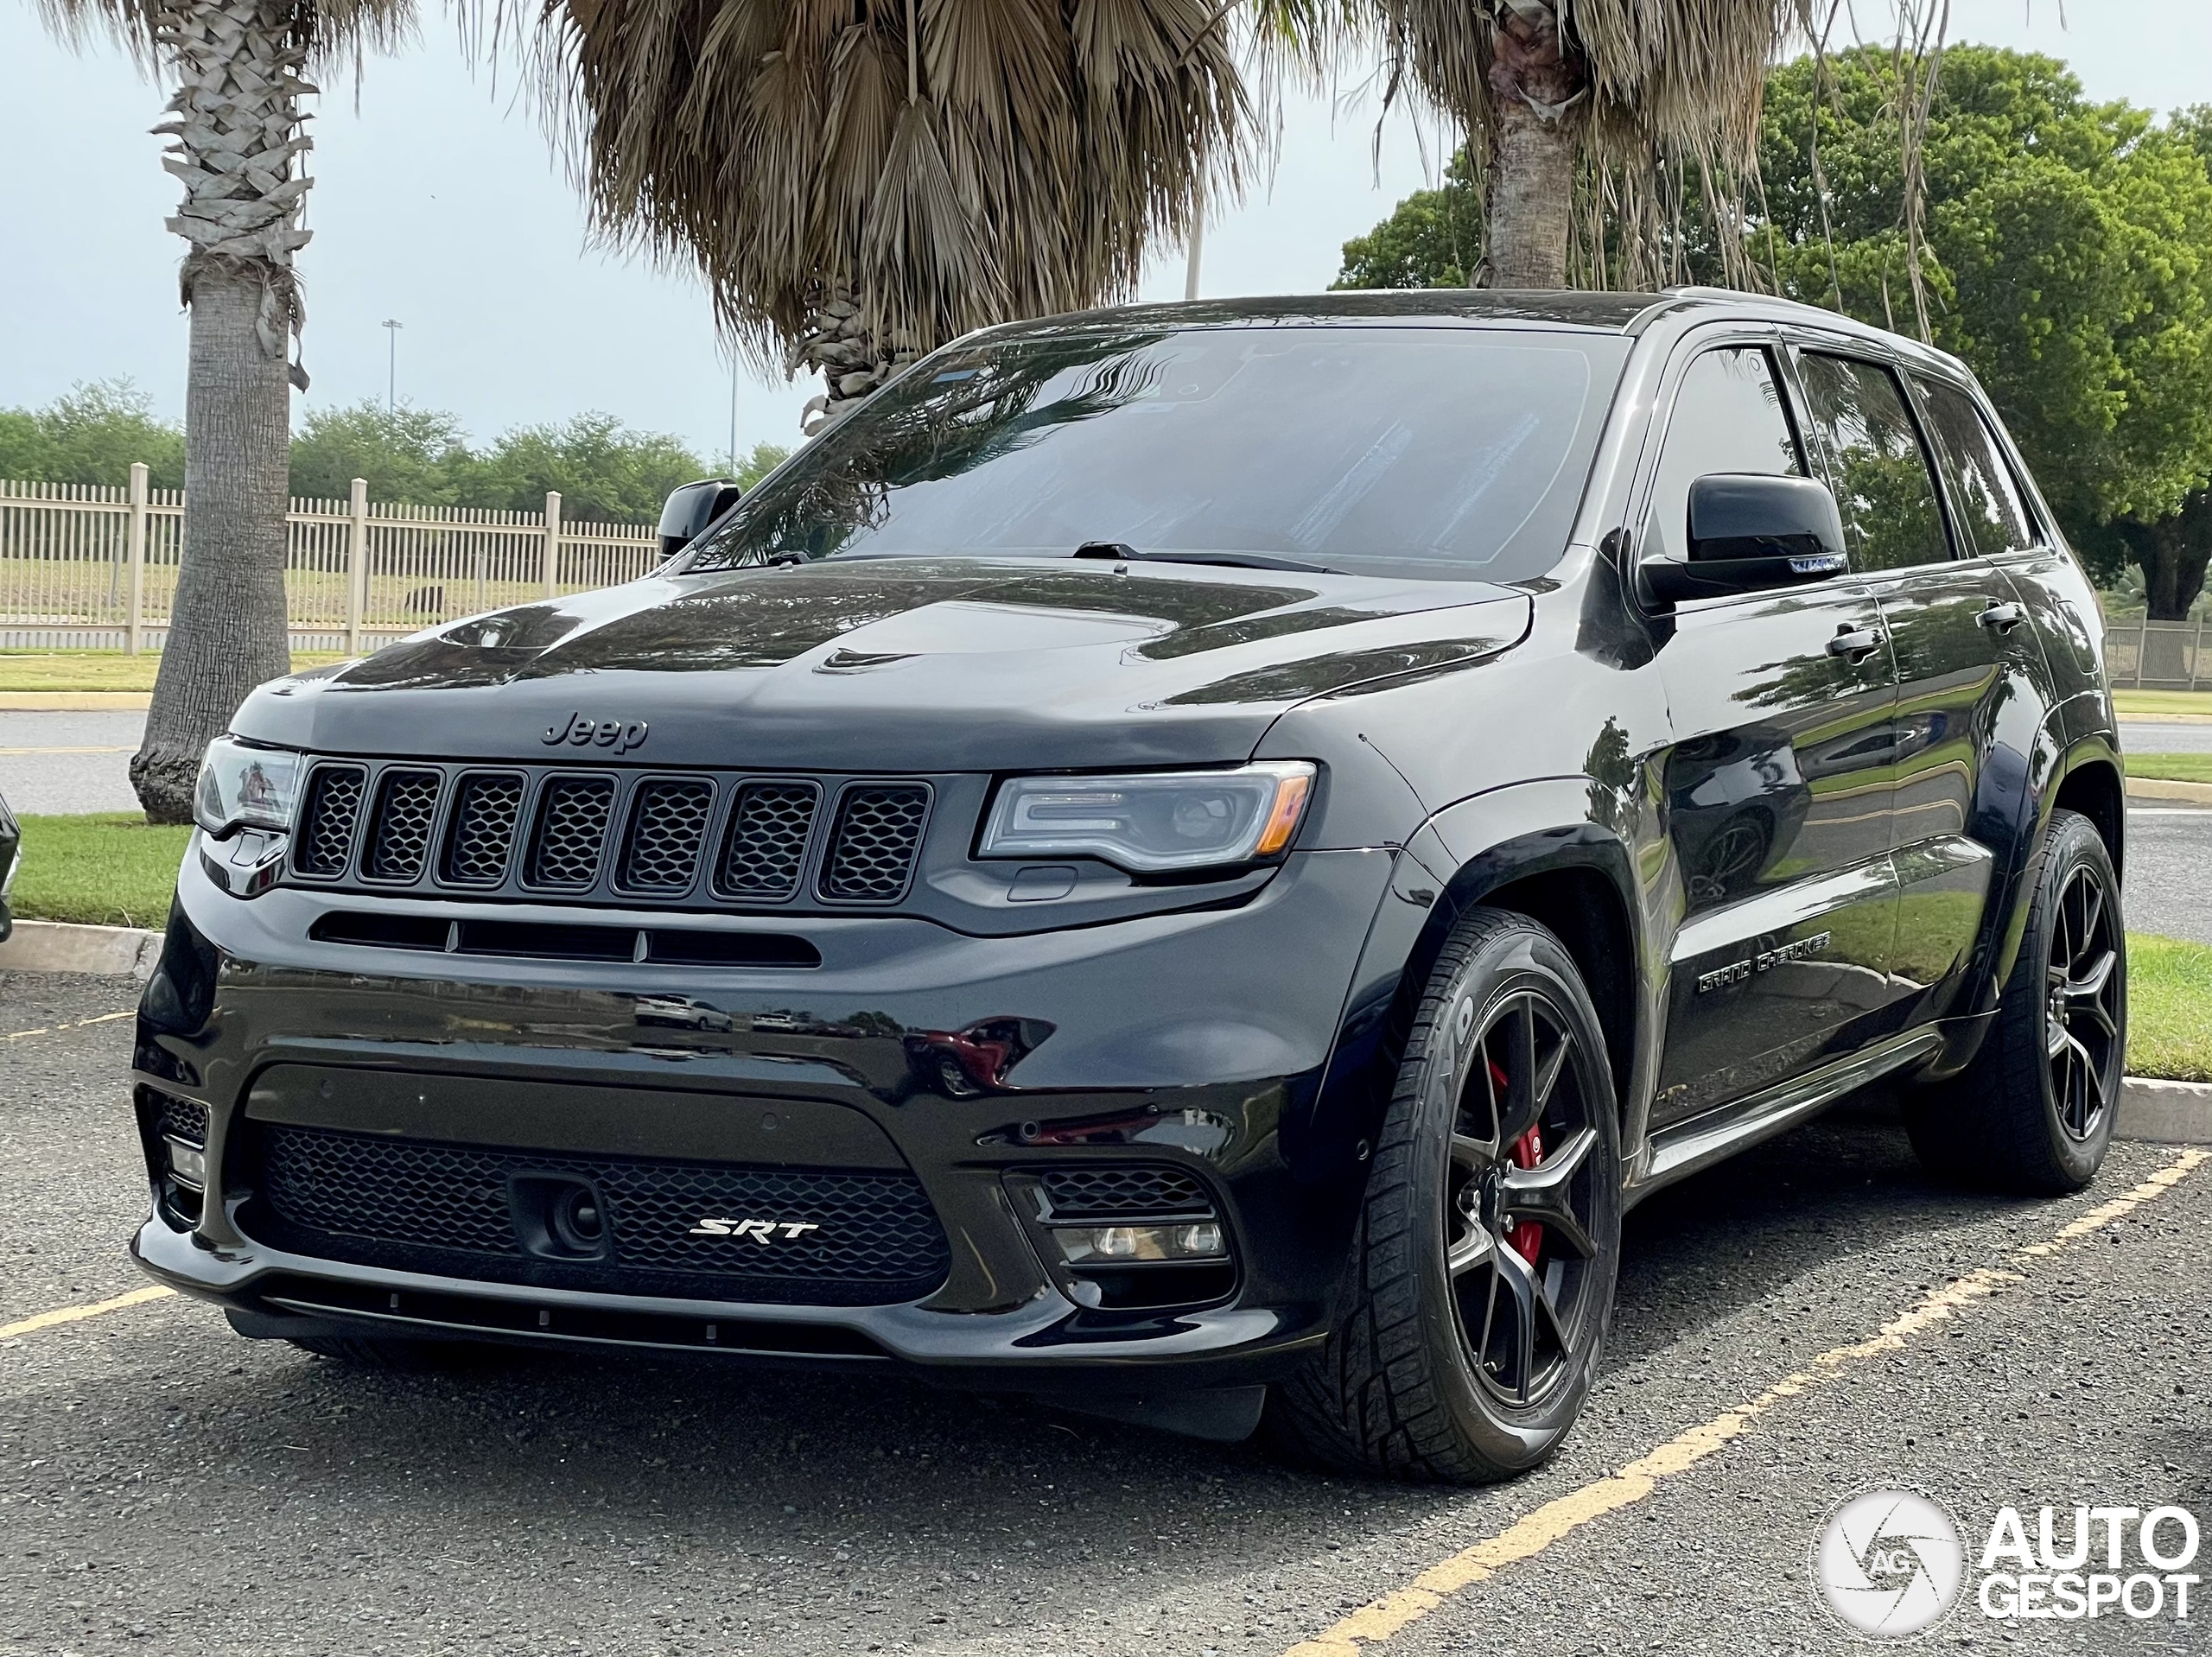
<box><xmin>1643</xmin><ymin>338</ymin><xmax>1904</xmax><ymax>1129</ymax></box>
<box><xmin>1794</xmin><ymin>350</ymin><xmax>2034</xmax><ymax>1019</ymax></box>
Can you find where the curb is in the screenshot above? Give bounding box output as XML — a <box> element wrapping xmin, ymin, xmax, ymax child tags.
<box><xmin>0</xmin><ymin>693</ymin><xmax>153</xmax><ymax>711</ymax></box>
<box><xmin>2117</xmin><ymin>1076</ymin><xmax>2212</xmax><ymax>1145</ymax></box>
<box><xmin>2124</xmin><ymin>776</ymin><xmax>2212</xmax><ymax>803</ymax></box>
<box><xmin>0</xmin><ymin>919</ymin><xmax>162</xmax><ymax>981</ymax></box>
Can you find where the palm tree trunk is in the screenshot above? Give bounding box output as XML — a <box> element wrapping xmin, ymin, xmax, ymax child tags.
<box><xmin>131</xmin><ymin>0</ymin><xmax>315</xmax><ymax>822</ymax></box>
<box><xmin>1479</xmin><ymin>0</ymin><xmax>1586</xmax><ymax>289</ymax></box>
<box><xmin>1486</xmin><ymin>105</ymin><xmax>1577</xmax><ymax>287</ymax></box>
<box><xmin>132</xmin><ymin>267</ymin><xmax>296</xmax><ymax>820</ymax></box>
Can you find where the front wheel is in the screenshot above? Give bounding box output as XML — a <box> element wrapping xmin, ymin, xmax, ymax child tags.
<box><xmin>1271</xmin><ymin>907</ymin><xmax>1623</xmax><ymax>1482</ymax></box>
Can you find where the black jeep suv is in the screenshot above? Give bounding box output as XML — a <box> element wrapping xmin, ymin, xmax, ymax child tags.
<box><xmin>131</xmin><ymin>289</ymin><xmax>2126</xmax><ymax>1481</ymax></box>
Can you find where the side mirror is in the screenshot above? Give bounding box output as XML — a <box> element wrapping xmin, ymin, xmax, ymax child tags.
<box><xmin>1641</xmin><ymin>473</ymin><xmax>1850</xmax><ymax>605</ymax></box>
<box><xmin>657</xmin><ymin>478</ymin><xmax>744</xmax><ymax>559</ymax></box>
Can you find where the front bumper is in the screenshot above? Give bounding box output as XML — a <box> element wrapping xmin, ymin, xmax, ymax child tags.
<box><xmin>130</xmin><ymin>842</ymin><xmax>1399</xmax><ymax>1394</ymax></box>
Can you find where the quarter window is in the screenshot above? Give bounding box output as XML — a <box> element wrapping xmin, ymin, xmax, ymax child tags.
<box><xmin>1796</xmin><ymin>353</ymin><xmax>1952</xmax><ymax>572</ymax></box>
<box><xmin>1646</xmin><ymin>346</ymin><xmax>1804</xmax><ymax>562</ymax></box>
<box><xmin>1914</xmin><ymin>378</ymin><xmax>2036</xmax><ymax>556</ymax></box>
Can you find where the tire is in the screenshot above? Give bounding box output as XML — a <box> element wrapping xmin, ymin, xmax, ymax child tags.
<box><xmin>1270</xmin><ymin>907</ymin><xmax>1624</xmax><ymax>1482</ymax></box>
<box><xmin>1906</xmin><ymin>808</ymin><xmax>2124</xmax><ymax>1194</ymax></box>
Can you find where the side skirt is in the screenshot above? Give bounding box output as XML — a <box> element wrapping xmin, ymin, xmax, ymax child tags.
<box><xmin>1627</xmin><ymin>1026</ymin><xmax>1944</xmax><ymax>1209</ymax></box>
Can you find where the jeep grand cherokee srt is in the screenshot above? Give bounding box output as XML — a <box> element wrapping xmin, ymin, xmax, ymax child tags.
<box><xmin>130</xmin><ymin>289</ymin><xmax>2126</xmax><ymax>1481</ymax></box>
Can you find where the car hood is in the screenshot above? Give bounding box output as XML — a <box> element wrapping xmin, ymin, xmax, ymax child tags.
<box><xmin>236</xmin><ymin>557</ymin><xmax>1529</xmax><ymax>771</ymax></box>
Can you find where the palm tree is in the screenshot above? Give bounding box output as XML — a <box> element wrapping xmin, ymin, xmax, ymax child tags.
<box><xmin>529</xmin><ymin>0</ymin><xmax>1247</xmax><ymax>432</ymax></box>
<box><xmin>42</xmin><ymin>0</ymin><xmax>411</xmax><ymax>820</ymax></box>
<box><xmin>1362</xmin><ymin>0</ymin><xmax>1799</xmax><ymax>288</ymax></box>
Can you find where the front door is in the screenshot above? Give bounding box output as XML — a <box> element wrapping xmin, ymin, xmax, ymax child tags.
<box><xmin>1644</xmin><ymin>341</ymin><xmax>1904</xmax><ymax>1128</ymax></box>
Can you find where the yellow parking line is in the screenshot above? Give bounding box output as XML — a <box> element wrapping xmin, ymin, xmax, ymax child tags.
<box><xmin>0</xmin><ymin>1285</ymin><xmax>175</xmax><ymax>1343</ymax></box>
<box><xmin>1283</xmin><ymin>1147</ymin><xmax>2211</xmax><ymax>1657</ymax></box>
<box><xmin>1</xmin><ymin>1009</ymin><xmax>136</xmax><ymax>1043</ymax></box>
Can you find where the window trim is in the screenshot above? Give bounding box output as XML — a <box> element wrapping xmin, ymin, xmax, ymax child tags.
<box><xmin>1783</xmin><ymin>340</ymin><xmax>1965</xmax><ymax>573</ymax></box>
<box><xmin>1904</xmin><ymin>369</ymin><xmax>2050</xmax><ymax>561</ymax></box>
<box><xmin>1626</xmin><ymin>327</ymin><xmax>1815</xmax><ymax>612</ymax></box>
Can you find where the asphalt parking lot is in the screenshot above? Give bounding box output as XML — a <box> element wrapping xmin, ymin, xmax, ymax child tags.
<box><xmin>2</xmin><ymin>970</ymin><xmax>2206</xmax><ymax>1656</ymax></box>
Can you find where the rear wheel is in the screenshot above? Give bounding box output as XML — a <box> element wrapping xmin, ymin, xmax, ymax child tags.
<box><xmin>1270</xmin><ymin>908</ymin><xmax>1622</xmax><ymax>1482</ymax></box>
<box><xmin>1907</xmin><ymin>808</ymin><xmax>2123</xmax><ymax>1193</ymax></box>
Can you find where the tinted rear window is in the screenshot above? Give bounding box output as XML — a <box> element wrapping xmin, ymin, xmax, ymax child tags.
<box><xmin>686</xmin><ymin>326</ymin><xmax>1630</xmax><ymax>583</ymax></box>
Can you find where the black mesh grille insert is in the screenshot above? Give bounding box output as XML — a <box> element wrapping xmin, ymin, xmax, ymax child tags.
<box><xmin>527</xmin><ymin>776</ymin><xmax>615</xmax><ymax>888</ymax></box>
<box><xmin>717</xmin><ymin>782</ymin><xmax>819</xmax><ymax>900</ymax></box>
<box><xmin>1039</xmin><ymin>1165</ymin><xmax>1212</xmax><ymax>1219</ymax></box>
<box><xmin>619</xmin><ymin>780</ymin><xmax>715</xmax><ymax>892</ymax></box>
<box><xmin>293</xmin><ymin>765</ymin><xmax>365</xmax><ymax>878</ymax></box>
<box><xmin>251</xmin><ymin>1125</ymin><xmax>950</xmax><ymax>1305</ymax></box>
<box><xmin>442</xmin><ymin>772</ymin><xmax>524</xmax><ymax>885</ymax></box>
<box><xmin>151</xmin><ymin>1091</ymin><xmax>209</xmax><ymax>1148</ymax></box>
<box><xmin>820</xmin><ymin>785</ymin><xmax>929</xmax><ymax>901</ymax></box>
<box><xmin>363</xmin><ymin>771</ymin><xmax>441</xmax><ymax>882</ymax></box>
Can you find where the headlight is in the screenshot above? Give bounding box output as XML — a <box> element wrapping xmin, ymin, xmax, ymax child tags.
<box><xmin>978</xmin><ymin>762</ymin><xmax>1315</xmax><ymax>873</ymax></box>
<box><xmin>194</xmin><ymin>736</ymin><xmax>303</xmax><ymax>837</ymax></box>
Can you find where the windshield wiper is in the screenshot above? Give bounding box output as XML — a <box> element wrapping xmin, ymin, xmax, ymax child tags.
<box><xmin>1072</xmin><ymin>541</ymin><xmax>1334</xmax><ymax>575</ymax></box>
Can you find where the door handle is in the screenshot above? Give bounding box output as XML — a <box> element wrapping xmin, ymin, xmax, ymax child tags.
<box><xmin>1827</xmin><ymin>626</ymin><xmax>1884</xmax><ymax>662</ymax></box>
<box><xmin>1978</xmin><ymin>600</ymin><xmax>2028</xmax><ymax>632</ymax></box>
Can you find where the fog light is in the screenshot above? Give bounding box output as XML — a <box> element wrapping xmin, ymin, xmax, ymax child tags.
<box><xmin>165</xmin><ymin>1138</ymin><xmax>206</xmax><ymax>1191</ymax></box>
<box><xmin>1053</xmin><ymin>1222</ymin><xmax>1225</xmax><ymax>1265</ymax></box>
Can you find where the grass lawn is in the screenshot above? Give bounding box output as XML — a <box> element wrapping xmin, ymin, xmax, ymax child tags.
<box><xmin>2113</xmin><ymin>689</ymin><xmax>2212</xmax><ymax>720</ymax></box>
<box><xmin>2127</xmin><ymin>934</ymin><xmax>2212</xmax><ymax>1083</ymax></box>
<box><xmin>10</xmin><ymin>813</ymin><xmax>191</xmax><ymax>930</ymax></box>
<box><xmin>0</xmin><ymin>650</ymin><xmax>348</xmax><ymax>693</ymax></box>
<box><xmin>2126</xmin><ymin>752</ymin><xmax>2212</xmax><ymax>784</ymax></box>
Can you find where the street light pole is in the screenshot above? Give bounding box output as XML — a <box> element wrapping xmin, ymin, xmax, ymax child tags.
<box><xmin>1184</xmin><ymin>194</ymin><xmax>1205</xmax><ymax>302</ymax></box>
<box><xmin>382</xmin><ymin>319</ymin><xmax>404</xmax><ymax>411</ymax></box>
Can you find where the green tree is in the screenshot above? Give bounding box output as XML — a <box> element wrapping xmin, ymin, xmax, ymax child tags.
<box><xmin>1340</xmin><ymin>45</ymin><xmax>2212</xmax><ymax>618</ymax></box>
<box><xmin>467</xmin><ymin>413</ymin><xmax>710</xmax><ymax>524</ymax></box>
<box><xmin>287</xmin><ymin>403</ymin><xmax>467</xmax><ymax>505</ymax></box>
<box><xmin>0</xmin><ymin>381</ymin><xmax>186</xmax><ymax>489</ymax></box>
<box><xmin>1333</xmin><ymin>154</ymin><xmax>1482</xmax><ymax>290</ymax></box>
<box><xmin>734</xmin><ymin>441</ymin><xmax>791</xmax><ymax>492</ymax></box>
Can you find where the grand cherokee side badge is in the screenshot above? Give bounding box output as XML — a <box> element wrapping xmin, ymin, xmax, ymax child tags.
<box><xmin>543</xmin><ymin>713</ymin><xmax>650</xmax><ymax>753</ymax></box>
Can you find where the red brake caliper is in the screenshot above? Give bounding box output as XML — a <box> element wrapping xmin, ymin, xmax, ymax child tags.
<box><xmin>1488</xmin><ymin>1057</ymin><xmax>1545</xmax><ymax>1264</ymax></box>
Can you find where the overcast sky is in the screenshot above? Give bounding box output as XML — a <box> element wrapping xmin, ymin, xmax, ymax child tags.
<box><xmin>3</xmin><ymin>0</ymin><xmax>2209</xmax><ymax>466</ymax></box>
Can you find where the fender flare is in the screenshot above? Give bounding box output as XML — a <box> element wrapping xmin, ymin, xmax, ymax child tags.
<box><xmin>1281</xmin><ymin>778</ymin><xmax>1652</xmax><ymax>1187</ymax></box>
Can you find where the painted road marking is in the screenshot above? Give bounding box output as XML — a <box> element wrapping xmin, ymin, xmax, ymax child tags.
<box><xmin>0</xmin><ymin>1285</ymin><xmax>174</xmax><ymax>1344</ymax></box>
<box><xmin>1282</xmin><ymin>1147</ymin><xmax>2211</xmax><ymax>1657</ymax></box>
<box><xmin>2</xmin><ymin>1009</ymin><xmax>134</xmax><ymax>1043</ymax></box>
<box><xmin>0</xmin><ymin>746</ymin><xmax>134</xmax><ymax>755</ymax></box>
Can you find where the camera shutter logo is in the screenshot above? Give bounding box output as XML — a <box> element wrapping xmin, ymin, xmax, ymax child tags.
<box><xmin>1813</xmin><ymin>1489</ymin><xmax>1967</xmax><ymax>1638</ymax></box>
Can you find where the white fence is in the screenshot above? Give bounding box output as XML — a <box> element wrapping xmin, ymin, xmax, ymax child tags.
<box><xmin>2102</xmin><ymin>616</ymin><xmax>2212</xmax><ymax>689</ymax></box>
<box><xmin>0</xmin><ymin>468</ymin><xmax>664</xmax><ymax>652</ymax></box>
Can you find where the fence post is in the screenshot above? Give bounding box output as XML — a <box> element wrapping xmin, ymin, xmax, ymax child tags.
<box><xmin>542</xmin><ymin>492</ymin><xmax>562</xmax><ymax>599</ymax></box>
<box><xmin>2137</xmin><ymin>612</ymin><xmax>2151</xmax><ymax>689</ymax></box>
<box><xmin>2193</xmin><ymin>614</ymin><xmax>2206</xmax><ymax>693</ymax></box>
<box><xmin>124</xmin><ymin>462</ymin><xmax>149</xmax><ymax>655</ymax></box>
<box><xmin>346</xmin><ymin>477</ymin><xmax>368</xmax><ymax>654</ymax></box>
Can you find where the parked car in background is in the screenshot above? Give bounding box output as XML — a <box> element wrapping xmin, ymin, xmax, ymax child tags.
<box><xmin>129</xmin><ymin>289</ymin><xmax>2124</xmax><ymax>1482</ymax></box>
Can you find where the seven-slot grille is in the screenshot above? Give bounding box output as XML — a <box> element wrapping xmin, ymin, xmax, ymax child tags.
<box><xmin>288</xmin><ymin>760</ymin><xmax>926</xmax><ymax>909</ymax></box>
<box><xmin>249</xmin><ymin>1123</ymin><xmax>952</xmax><ymax>1306</ymax></box>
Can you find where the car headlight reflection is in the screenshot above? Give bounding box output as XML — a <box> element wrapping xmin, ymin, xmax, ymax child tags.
<box><xmin>194</xmin><ymin>736</ymin><xmax>303</xmax><ymax>838</ymax></box>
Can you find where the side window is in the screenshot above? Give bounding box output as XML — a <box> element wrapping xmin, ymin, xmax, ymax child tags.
<box><xmin>1645</xmin><ymin>346</ymin><xmax>1804</xmax><ymax>562</ymax></box>
<box><xmin>1914</xmin><ymin>378</ymin><xmax>2035</xmax><ymax>556</ymax></box>
<box><xmin>1796</xmin><ymin>352</ymin><xmax>1952</xmax><ymax>572</ymax></box>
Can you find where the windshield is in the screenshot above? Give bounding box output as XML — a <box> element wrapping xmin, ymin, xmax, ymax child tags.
<box><xmin>685</xmin><ymin>324</ymin><xmax>1630</xmax><ymax>582</ymax></box>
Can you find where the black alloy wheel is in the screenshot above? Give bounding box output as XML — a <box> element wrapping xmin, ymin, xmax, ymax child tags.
<box><xmin>1270</xmin><ymin>907</ymin><xmax>1622</xmax><ymax>1482</ymax></box>
<box><xmin>1443</xmin><ymin>989</ymin><xmax>1607</xmax><ymax>1411</ymax></box>
<box><xmin>2044</xmin><ymin>860</ymin><xmax>2120</xmax><ymax>1141</ymax></box>
<box><xmin>1906</xmin><ymin>808</ymin><xmax>2124</xmax><ymax>1194</ymax></box>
